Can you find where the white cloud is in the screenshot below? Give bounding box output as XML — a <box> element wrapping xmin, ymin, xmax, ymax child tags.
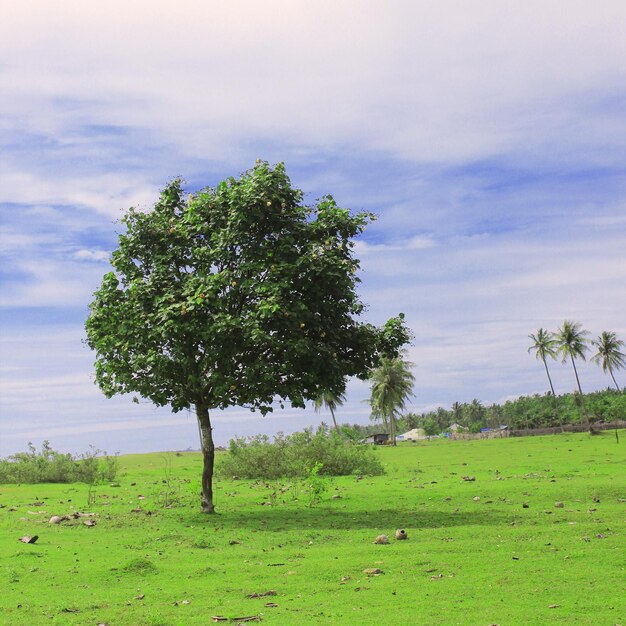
<box><xmin>0</xmin><ymin>165</ymin><xmax>158</xmax><ymax>218</ymax></box>
<box><xmin>2</xmin><ymin>2</ymin><xmax>625</xmax><ymax>165</ymax></box>
<box><xmin>74</xmin><ymin>249</ymin><xmax>110</xmax><ymax>263</ymax></box>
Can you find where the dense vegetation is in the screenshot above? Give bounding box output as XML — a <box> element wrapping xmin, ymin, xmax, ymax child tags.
<box><xmin>0</xmin><ymin>441</ymin><xmax>118</xmax><ymax>484</ymax></box>
<box><xmin>219</xmin><ymin>426</ymin><xmax>384</xmax><ymax>479</ymax></box>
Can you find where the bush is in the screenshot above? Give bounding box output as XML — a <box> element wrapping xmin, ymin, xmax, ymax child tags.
<box><xmin>0</xmin><ymin>441</ymin><xmax>118</xmax><ymax>484</ymax></box>
<box><xmin>218</xmin><ymin>426</ymin><xmax>385</xmax><ymax>479</ymax></box>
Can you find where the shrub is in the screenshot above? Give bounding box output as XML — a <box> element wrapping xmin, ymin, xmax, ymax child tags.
<box><xmin>0</xmin><ymin>441</ymin><xmax>118</xmax><ymax>484</ymax></box>
<box><xmin>218</xmin><ymin>426</ymin><xmax>385</xmax><ymax>479</ymax></box>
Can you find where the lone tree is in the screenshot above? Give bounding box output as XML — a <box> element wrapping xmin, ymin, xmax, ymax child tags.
<box><xmin>85</xmin><ymin>162</ymin><xmax>410</xmax><ymax>513</ymax></box>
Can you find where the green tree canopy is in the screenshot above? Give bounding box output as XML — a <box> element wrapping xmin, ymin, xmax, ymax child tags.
<box><xmin>85</xmin><ymin>162</ymin><xmax>410</xmax><ymax>512</ymax></box>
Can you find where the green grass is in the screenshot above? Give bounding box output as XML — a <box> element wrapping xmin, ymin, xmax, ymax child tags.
<box><xmin>1</xmin><ymin>432</ymin><xmax>624</xmax><ymax>625</ymax></box>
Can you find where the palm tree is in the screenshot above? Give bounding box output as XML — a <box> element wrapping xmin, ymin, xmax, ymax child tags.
<box><xmin>591</xmin><ymin>331</ymin><xmax>626</xmax><ymax>391</ymax></box>
<box><xmin>451</xmin><ymin>401</ymin><xmax>463</xmax><ymax>426</ymax></box>
<box><xmin>528</xmin><ymin>328</ymin><xmax>558</xmax><ymax>397</ymax></box>
<box><xmin>313</xmin><ymin>389</ymin><xmax>346</xmax><ymax>434</ymax></box>
<box><xmin>556</xmin><ymin>320</ymin><xmax>589</xmax><ymax>426</ymax></box>
<box><xmin>528</xmin><ymin>328</ymin><xmax>561</xmax><ymax>427</ymax></box>
<box><xmin>369</xmin><ymin>355</ymin><xmax>415</xmax><ymax>446</ymax></box>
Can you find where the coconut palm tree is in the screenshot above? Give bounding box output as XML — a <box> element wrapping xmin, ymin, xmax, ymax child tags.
<box><xmin>555</xmin><ymin>320</ymin><xmax>589</xmax><ymax>426</ymax></box>
<box><xmin>369</xmin><ymin>355</ymin><xmax>415</xmax><ymax>446</ymax></box>
<box><xmin>591</xmin><ymin>331</ymin><xmax>626</xmax><ymax>391</ymax></box>
<box><xmin>528</xmin><ymin>327</ymin><xmax>561</xmax><ymax>427</ymax></box>
<box><xmin>313</xmin><ymin>389</ymin><xmax>346</xmax><ymax>434</ymax></box>
<box><xmin>528</xmin><ymin>328</ymin><xmax>558</xmax><ymax>397</ymax></box>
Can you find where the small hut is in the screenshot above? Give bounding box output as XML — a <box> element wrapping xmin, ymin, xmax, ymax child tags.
<box><xmin>364</xmin><ymin>433</ymin><xmax>389</xmax><ymax>445</ymax></box>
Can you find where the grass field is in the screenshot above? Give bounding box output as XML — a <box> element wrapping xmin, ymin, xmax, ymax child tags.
<box><xmin>1</xmin><ymin>431</ymin><xmax>624</xmax><ymax>625</ymax></box>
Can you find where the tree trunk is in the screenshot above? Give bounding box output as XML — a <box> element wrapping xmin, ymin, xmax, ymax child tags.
<box><xmin>196</xmin><ymin>403</ymin><xmax>216</xmax><ymax>514</ymax></box>
<box><xmin>570</xmin><ymin>356</ymin><xmax>589</xmax><ymax>428</ymax></box>
<box><xmin>329</xmin><ymin>406</ymin><xmax>340</xmax><ymax>434</ymax></box>
<box><xmin>608</xmin><ymin>367</ymin><xmax>622</xmax><ymax>442</ymax></box>
<box><xmin>543</xmin><ymin>357</ymin><xmax>562</xmax><ymax>430</ymax></box>
<box><xmin>608</xmin><ymin>366</ymin><xmax>621</xmax><ymax>392</ymax></box>
<box><xmin>390</xmin><ymin>411</ymin><xmax>397</xmax><ymax>446</ymax></box>
<box><xmin>543</xmin><ymin>357</ymin><xmax>557</xmax><ymax>398</ymax></box>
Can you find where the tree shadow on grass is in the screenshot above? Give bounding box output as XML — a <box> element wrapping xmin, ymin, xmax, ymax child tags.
<box><xmin>189</xmin><ymin>506</ymin><xmax>515</xmax><ymax>531</ymax></box>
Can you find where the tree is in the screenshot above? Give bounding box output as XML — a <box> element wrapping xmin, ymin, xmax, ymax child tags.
<box><xmin>528</xmin><ymin>327</ymin><xmax>561</xmax><ymax>427</ymax></box>
<box><xmin>528</xmin><ymin>328</ymin><xmax>558</xmax><ymax>397</ymax></box>
<box><xmin>591</xmin><ymin>331</ymin><xmax>626</xmax><ymax>391</ymax></box>
<box><xmin>422</xmin><ymin>417</ymin><xmax>439</xmax><ymax>437</ymax></box>
<box><xmin>85</xmin><ymin>162</ymin><xmax>410</xmax><ymax>513</ymax></box>
<box><xmin>451</xmin><ymin>401</ymin><xmax>463</xmax><ymax>425</ymax></box>
<box><xmin>313</xmin><ymin>389</ymin><xmax>346</xmax><ymax>434</ymax></box>
<box><xmin>555</xmin><ymin>320</ymin><xmax>589</xmax><ymax>426</ymax></box>
<box><xmin>369</xmin><ymin>354</ymin><xmax>415</xmax><ymax>446</ymax></box>
<box><xmin>468</xmin><ymin>398</ymin><xmax>486</xmax><ymax>428</ymax></box>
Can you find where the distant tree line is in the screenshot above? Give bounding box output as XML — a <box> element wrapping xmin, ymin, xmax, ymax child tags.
<box><xmin>317</xmin><ymin>320</ymin><xmax>625</xmax><ymax>440</ymax></box>
<box><xmin>338</xmin><ymin>388</ymin><xmax>625</xmax><ymax>439</ymax></box>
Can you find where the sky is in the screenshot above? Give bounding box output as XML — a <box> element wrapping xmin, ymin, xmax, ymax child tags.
<box><xmin>1</xmin><ymin>1</ymin><xmax>625</xmax><ymax>457</ymax></box>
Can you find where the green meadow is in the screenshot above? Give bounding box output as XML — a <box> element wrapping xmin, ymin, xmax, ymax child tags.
<box><xmin>1</xmin><ymin>432</ymin><xmax>624</xmax><ymax>625</ymax></box>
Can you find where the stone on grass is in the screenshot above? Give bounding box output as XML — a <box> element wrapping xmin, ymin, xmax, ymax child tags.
<box><xmin>373</xmin><ymin>534</ymin><xmax>389</xmax><ymax>544</ymax></box>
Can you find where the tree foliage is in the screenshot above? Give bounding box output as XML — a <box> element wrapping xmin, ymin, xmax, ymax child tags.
<box><xmin>85</xmin><ymin>162</ymin><xmax>410</xmax><ymax>512</ymax></box>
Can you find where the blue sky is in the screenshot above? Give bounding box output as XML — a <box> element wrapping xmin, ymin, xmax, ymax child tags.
<box><xmin>1</xmin><ymin>1</ymin><xmax>625</xmax><ymax>457</ymax></box>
